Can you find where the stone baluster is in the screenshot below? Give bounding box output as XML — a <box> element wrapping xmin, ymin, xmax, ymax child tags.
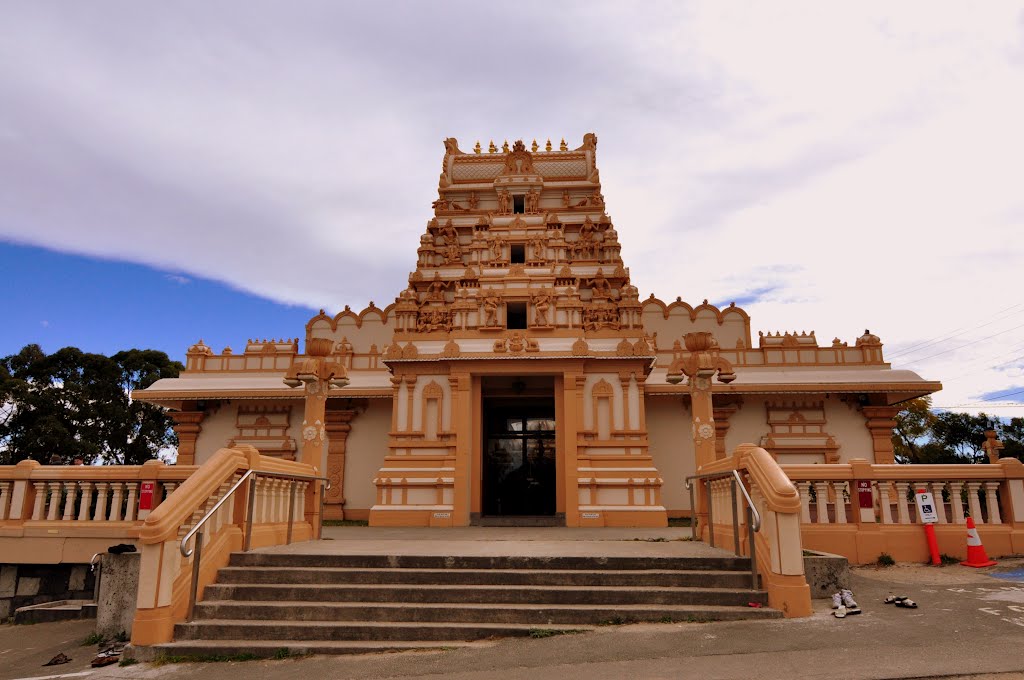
<box><xmin>46</xmin><ymin>481</ymin><xmax>62</xmax><ymax>520</ymax></box>
<box><xmin>796</xmin><ymin>482</ymin><xmax>812</xmax><ymax>523</ymax></box>
<box><xmin>297</xmin><ymin>482</ymin><xmax>308</xmax><ymax>521</ymax></box>
<box><xmin>814</xmin><ymin>482</ymin><xmax>831</xmax><ymax>524</ymax></box>
<box><xmin>833</xmin><ymin>482</ymin><xmax>848</xmax><ymax>524</ymax></box>
<box><xmin>124</xmin><ymin>483</ymin><xmax>138</xmax><ymax>521</ymax></box>
<box><xmin>984</xmin><ymin>482</ymin><xmax>1002</xmax><ymax>525</ymax></box>
<box><xmin>275</xmin><ymin>480</ymin><xmax>286</xmax><ymax>523</ymax></box>
<box><xmin>162</xmin><ymin>482</ymin><xmax>178</xmax><ymax>508</ymax></box>
<box><xmin>930</xmin><ymin>481</ymin><xmax>948</xmax><ymax>523</ymax></box>
<box><xmin>0</xmin><ymin>481</ymin><xmax>10</xmax><ymax>520</ymax></box>
<box><xmin>894</xmin><ymin>482</ymin><xmax>911</xmax><ymax>524</ymax></box>
<box><xmin>78</xmin><ymin>482</ymin><xmax>93</xmax><ymax>521</ymax></box>
<box><xmin>31</xmin><ymin>482</ymin><xmax>47</xmax><ymax>520</ymax></box>
<box><xmin>93</xmin><ymin>482</ymin><xmax>110</xmax><ymax>521</ymax></box>
<box><xmin>62</xmin><ymin>482</ymin><xmax>78</xmax><ymax>521</ymax></box>
<box><xmin>877</xmin><ymin>482</ymin><xmax>894</xmax><ymax>524</ymax></box>
<box><xmin>109</xmin><ymin>483</ymin><xmax>124</xmax><ymax>521</ymax></box>
<box><xmin>948</xmin><ymin>482</ymin><xmax>966</xmax><ymax>524</ymax></box>
<box><xmin>967</xmin><ymin>482</ymin><xmax>984</xmax><ymax>524</ymax></box>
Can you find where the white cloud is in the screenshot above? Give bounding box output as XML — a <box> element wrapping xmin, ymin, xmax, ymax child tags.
<box><xmin>1</xmin><ymin>0</ymin><xmax>1023</xmax><ymax>415</ymax></box>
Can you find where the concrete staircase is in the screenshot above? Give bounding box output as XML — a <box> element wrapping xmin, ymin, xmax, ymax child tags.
<box><xmin>152</xmin><ymin>552</ymin><xmax>780</xmax><ymax>658</ymax></box>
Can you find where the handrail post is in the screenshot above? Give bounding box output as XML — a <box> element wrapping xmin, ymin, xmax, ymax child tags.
<box><xmin>747</xmin><ymin>505</ymin><xmax>757</xmax><ymax>590</ymax></box>
<box><xmin>688</xmin><ymin>482</ymin><xmax>696</xmax><ymax>539</ymax></box>
<box><xmin>286</xmin><ymin>480</ymin><xmax>297</xmax><ymax>545</ymax></box>
<box><xmin>731</xmin><ymin>477</ymin><xmax>740</xmax><ymax>555</ymax></box>
<box><xmin>186</xmin><ymin>531</ymin><xmax>203</xmax><ymax>621</ymax></box>
<box><xmin>317</xmin><ymin>482</ymin><xmax>326</xmax><ymax>540</ymax></box>
<box><xmin>706</xmin><ymin>478</ymin><xmax>715</xmax><ymax>548</ymax></box>
<box><xmin>244</xmin><ymin>473</ymin><xmax>257</xmax><ymax>552</ymax></box>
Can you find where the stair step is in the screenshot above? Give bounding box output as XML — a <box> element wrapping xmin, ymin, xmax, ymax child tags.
<box><xmin>192</xmin><ymin>600</ymin><xmax>783</xmax><ymax>624</ymax></box>
<box><xmin>215</xmin><ymin>566</ymin><xmax>754</xmax><ymax>588</ymax></box>
<box><xmin>148</xmin><ymin>639</ymin><xmax>494</xmax><ymax>659</ymax></box>
<box><xmin>201</xmin><ymin>583</ymin><xmax>768</xmax><ymax>607</ymax></box>
<box><xmin>227</xmin><ymin>553</ymin><xmax>753</xmax><ymax>572</ymax></box>
<box><xmin>174</xmin><ymin>619</ymin><xmax>594</xmax><ymax>642</ymax></box>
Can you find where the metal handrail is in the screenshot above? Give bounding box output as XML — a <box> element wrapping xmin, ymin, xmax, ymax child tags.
<box><xmin>686</xmin><ymin>469</ymin><xmax>761</xmax><ymax>590</ymax></box>
<box><xmin>179</xmin><ymin>468</ymin><xmax>329</xmax><ymax>620</ymax></box>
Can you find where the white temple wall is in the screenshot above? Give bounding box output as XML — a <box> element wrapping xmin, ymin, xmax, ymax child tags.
<box><xmin>192</xmin><ymin>403</ymin><xmax>239</xmax><ymax>466</ymax></box>
<box><xmin>723</xmin><ymin>397</ymin><xmax>770</xmax><ymax>454</ymax></box>
<box><xmin>823</xmin><ymin>397</ymin><xmax>874</xmax><ymax>462</ymax></box>
<box><xmin>646</xmin><ymin>395</ymin><xmax>694</xmax><ymax>514</ymax></box>
<box><xmin>344</xmin><ymin>399</ymin><xmax>392</xmax><ymax>512</ymax></box>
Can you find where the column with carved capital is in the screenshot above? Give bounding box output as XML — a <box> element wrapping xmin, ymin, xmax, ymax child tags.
<box><xmin>324</xmin><ymin>409</ymin><xmax>359</xmax><ymax>520</ymax></box>
<box><xmin>861</xmin><ymin>406</ymin><xmax>900</xmax><ymax>464</ymax></box>
<box><xmin>170</xmin><ymin>411</ymin><xmax>205</xmax><ymax>466</ymax></box>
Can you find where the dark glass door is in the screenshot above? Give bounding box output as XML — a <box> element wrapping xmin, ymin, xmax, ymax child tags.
<box><xmin>483</xmin><ymin>400</ymin><xmax>556</xmax><ymax>516</ymax></box>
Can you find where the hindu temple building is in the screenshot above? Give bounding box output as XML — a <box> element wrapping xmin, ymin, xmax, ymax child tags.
<box><xmin>136</xmin><ymin>134</ymin><xmax>941</xmax><ymax>528</ymax></box>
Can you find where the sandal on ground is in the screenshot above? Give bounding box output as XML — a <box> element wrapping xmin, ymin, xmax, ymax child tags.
<box><xmin>884</xmin><ymin>594</ymin><xmax>907</xmax><ymax>604</ymax></box>
<box><xmin>834</xmin><ymin>605</ymin><xmax>848</xmax><ymax>618</ymax></box>
<box><xmin>895</xmin><ymin>598</ymin><xmax>918</xmax><ymax>609</ymax></box>
<box><xmin>846</xmin><ymin>607</ymin><xmax>862</xmax><ymax>615</ymax></box>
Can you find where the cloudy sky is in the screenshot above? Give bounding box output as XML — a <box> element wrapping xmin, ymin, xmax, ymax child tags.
<box><xmin>1</xmin><ymin>1</ymin><xmax>1023</xmax><ymax>415</ymax></box>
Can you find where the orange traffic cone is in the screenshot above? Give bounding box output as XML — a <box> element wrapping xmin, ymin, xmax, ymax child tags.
<box><xmin>960</xmin><ymin>516</ymin><xmax>997</xmax><ymax>568</ymax></box>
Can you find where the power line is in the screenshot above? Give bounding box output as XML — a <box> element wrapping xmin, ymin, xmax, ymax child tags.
<box><xmin>898</xmin><ymin>322</ymin><xmax>1024</xmax><ymax>367</ymax></box>
<box><xmin>886</xmin><ymin>303</ymin><xmax>1024</xmax><ymax>360</ymax></box>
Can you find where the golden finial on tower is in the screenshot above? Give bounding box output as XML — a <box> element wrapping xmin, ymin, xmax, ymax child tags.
<box><xmin>502</xmin><ymin>140</ymin><xmax>510</xmax><ymax>153</ymax></box>
<box><xmin>559</xmin><ymin>138</ymin><xmax>568</xmax><ymax>151</ymax></box>
<box><xmin>531</xmin><ymin>139</ymin><xmax>539</xmax><ymax>152</ymax></box>
<box><xmin>474</xmin><ymin>141</ymin><xmax>481</xmax><ymax>154</ymax></box>
<box><xmin>488</xmin><ymin>140</ymin><xmax>497</xmax><ymax>153</ymax></box>
<box><xmin>545</xmin><ymin>139</ymin><xmax>552</xmax><ymax>152</ymax></box>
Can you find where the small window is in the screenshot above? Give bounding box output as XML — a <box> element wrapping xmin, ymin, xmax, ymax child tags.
<box><xmin>510</xmin><ymin>244</ymin><xmax>525</xmax><ymax>264</ymax></box>
<box><xmin>506</xmin><ymin>302</ymin><xmax>527</xmax><ymax>329</ymax></box>
<box><xmin>513</xmin><ymin>195</ymin><xmax>525</xmax><ymax>214</ymax></box>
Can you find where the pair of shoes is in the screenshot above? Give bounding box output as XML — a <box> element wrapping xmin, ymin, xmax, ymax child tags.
<box><xmin>832</xmin><ymin>590</ymin><xmax>861</xmax><ymax>614</ymax></box>
<box><xmin>884</xmin><ymin>594</ymin><xmax>919</xmax><ymax>608</ymax></box>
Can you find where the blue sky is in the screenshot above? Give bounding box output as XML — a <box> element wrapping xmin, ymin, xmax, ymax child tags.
<box><xmin>1</xmin><ymin>1</ymin><xmax>1023</xmax><ymax>413</ymax></box>
<box><xmin>0</xmin><ymin>242</ymin><xmax>317</xmax><ymax>361</ymax></box>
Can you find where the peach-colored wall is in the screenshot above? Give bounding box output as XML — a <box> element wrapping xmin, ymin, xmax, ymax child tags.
<box><xmin>344</xmin><ymin>400</ymin><xmax>392</xmax><ymax>511</ymax></box>
<box><xmin>724</xmin><ymin>397</ymin><xmax>768</xmax><ymax>453</ymax></box>
<box><xmin>647</xmin><ymin>395</ymin><xmax>694</xmax><ymax>513</ymax></box>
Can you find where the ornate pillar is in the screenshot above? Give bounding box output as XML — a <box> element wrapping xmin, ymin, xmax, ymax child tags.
<box><xmin>982</xmin><ymin>430</ymin><xmax>1004</xmax><ymax>463</ymax></box>
<box><xmin>861</xmin><ymin>405</ymin><xmax>900</xmax><ymax>464</ymax></box>
<box><xmin>283</xmin><ymin>337</ymin><xmax>349</xmax><ymax>528</ymax></box>
<box><xmin>170</xmin><ymin>411</ymin><xmax>205</xmax><ymax>466</ymax></box>
<box><xmin>666</xmin><ymin>333</ymin><xmax>737</xmax><ymax>539</ymax></box>
<box><xmin>323</xmin><ymin>408</ymin><xmax>359</xmax><ymax>520</ymax></box>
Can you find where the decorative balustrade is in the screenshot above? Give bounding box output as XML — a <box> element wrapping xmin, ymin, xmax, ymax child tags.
<box><xmin>0</xmin><ymin>459</ymin><xmax>196</xmax><ymax>563</ymax></box>
<box><xmin>781</xmin><ymin>458</ymin><xmax>1024</xmax><ymax>564</ymax></box>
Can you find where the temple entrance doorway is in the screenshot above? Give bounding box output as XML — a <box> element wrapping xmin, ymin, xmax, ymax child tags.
<box><xmin>481</xmin><ymin>376</ymin><xmax>557</xmax><ymax>523</ymax></box>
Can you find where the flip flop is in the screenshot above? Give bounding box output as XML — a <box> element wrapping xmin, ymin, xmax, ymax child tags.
<box><xmin>834</xmin><ymin>605</ymin><xmax>848</xmax><ymax>618</ymax></box>
<box><xmin>895</xmin><ymin>599</ymin><xmax>918</xmax><ymax>609</ymax></box>
<box><xmin>846</xmin><ymin>607</ymin><xmax>862</xmax><ymax>615</ymax></box>
<box><xmin>884</xmin><ymin>594</ymin><xmax>907</xmax><ymax>604</ymax></box>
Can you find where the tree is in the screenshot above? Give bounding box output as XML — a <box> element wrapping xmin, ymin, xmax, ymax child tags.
<box><xmin>891</xmin><ymin>397</ymin><xmax>1024</xmax><ymax>464</ymax></box>
<box><xmin>891</xmin><ymin>397</ymin><xmax>937</xmax><ymax>464</ymax></box>
<box><xmin>0</xmin><ymin>345</ymin><xmax>183</xmax><ymax>465</ymax></box>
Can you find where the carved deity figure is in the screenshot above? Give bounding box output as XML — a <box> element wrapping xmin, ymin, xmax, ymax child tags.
<box><xmin>591</xmin><ymin>190</ymin><xmax>604</xmax><ymax>207</ymax></box>
<box><xmin>440</xmin><ymin>220</ymin><xmax>459</xmax><ymax>246</ymax></box>
<box><xmin>431</xmin><ymin>196</ymin><xmax>449</xmax><ymax>212</ymax></box>
<box><xmin>526</xmin><ymin>188</ymin><xmax>540</xmax><ymax>214</ymax></box>
<box><xmin>497</xmin><ymin>189</ymin><xmax>510</xmax><ymax>214</ymax></box>
<box><xmin>482</xmin><ymin>292</ymin><xmax>501</xmax><ymax>327</ymax></box>
<box><xmin>587</xmin><ymin>268</ymin><xmax>612</xmax><ymax>300</ymax></box>
<box><xmin>530</xmin><ymin>234</ymin><xmax>546</xmax><ymax>261</ymax></box>
<box><xmin>468</xmin><ymin>191</ymin><xmax>479</xmax><ymax>210</ymax></box>
<box><xmin>427</xmin><ymin>273</ymin><xmax>451</xmax><ymax>301</ymax></box>
<box><xmin>562</xmin><ymin>190</ymin><xmax>571</xmax><ymax>208</ymax></box>
<box><xmin>489</xmin><ymin>233</ymin><xmax>506</xmax><ymax>261</ymax></box>
<box><xmin>532</xmin><ymin>288</ymin><xmax>552</xmax><ymax>326</ymax></box>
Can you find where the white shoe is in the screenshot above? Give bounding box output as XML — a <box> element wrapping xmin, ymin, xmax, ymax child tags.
<box><xmin>841</xmin><ymin>589</ymin><xmax>858</xmax><ymax>608</ymax></box>
<box><xmin>831</xmin><ymin>592</ymin><xmax>843</xmax><ymax>609</ymax></box>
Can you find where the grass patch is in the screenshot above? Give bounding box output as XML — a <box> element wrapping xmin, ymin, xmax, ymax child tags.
<box><xmin>939</xmin><ymin>553</ymin><xmax>960</xmax><ymax>566</ymax></box>
<box><xmin>81</xmin><ymin>632</ymin><xmax>106</xmax><ymax>646</ymax></box>
<box><xmin>597</xmin><ymin>616</ymin><xmax>636</xmax><ymax>626</ymax></box>
<box><xmin>119</xmin><ymin>657</ymin><xmax>139</xmax><ymax>667</ymax></box>
<box><xmin>528</xmin><ymin>628</ymin><xmax>585</xmax><ymax>638</ymax></box>
<box><xmin>877</xmin><ymin>552</ymin><xmax>896</xmax><ymax>567</ymax></box>
<box><xmin>322</xmin><ymin>519</ymin><xmax>369</xmax><ymax>527</ymax></box>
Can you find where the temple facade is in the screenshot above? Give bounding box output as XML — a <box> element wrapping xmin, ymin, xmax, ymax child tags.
<box><xmin>137</xmin><ymin>135</ymin><xmax>940</xmax><ymax>527</ymax></box>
